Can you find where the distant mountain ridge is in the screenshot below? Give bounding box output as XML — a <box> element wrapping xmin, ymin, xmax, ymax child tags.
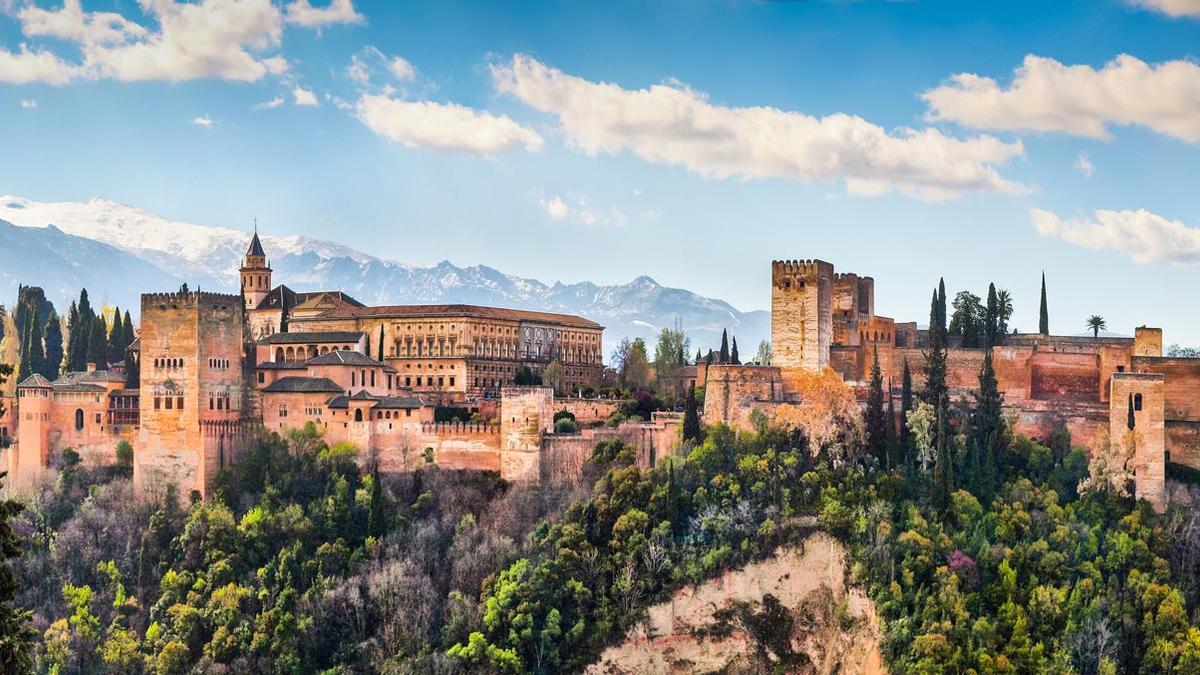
<box><xmin>0</xmin><ymin>196</ymin><xmax>768</xmax><ymax>358</ymax></box>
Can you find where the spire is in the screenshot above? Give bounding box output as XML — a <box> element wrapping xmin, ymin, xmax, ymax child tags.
<box><xmin>245</xmin><ymin>229</ymin><xmax>266</xmax><ymax>258</ymax></box>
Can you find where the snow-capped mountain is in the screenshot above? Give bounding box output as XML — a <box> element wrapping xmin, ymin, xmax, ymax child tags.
<box><xmin>0</xmin><ymin>196</ymin><xmax>768</xmax><ymax>358</ymax></box>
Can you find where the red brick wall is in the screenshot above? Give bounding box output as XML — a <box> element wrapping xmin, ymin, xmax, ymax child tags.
<box><xmin>1031</xmin><ymin>351</ymin><xmax>1100</xmax><ymax>403</ymax></box>
<box><xmin>1133</xmin><ymin>357</ymin><xmax>1200</xmax><ymax>422</ymax></box>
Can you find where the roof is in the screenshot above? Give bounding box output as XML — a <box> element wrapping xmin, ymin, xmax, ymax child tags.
<box><xmin>307</xmin><ymin>350</ymin><xmax>395</xmax><ymax>371</ymax></box>
<box><xmin>56</xmin><ymin>370</ymin><xmax>126</xmax><ymax>385</ymax></box>
<box><xmin>260</xmin><ymin>331</ymin><xmax>363</xmax><ymax>345</ymax></box>
<box><xmin>17</xmin><ymin>374</ymin><xmax>52</xmax><ymax>388</ymax></box>
<box><xmin>315</xmin><ymin>303</ymin><xmax>602</xmax><ymax>330</ymax></box>
<box><xmin>253</xmin><ymin>286</ymin><xmax>364</xmax><ymax>313</ymax></box>
<box><xmin>246</xmin><ymin>232</ymin><xmax>266</xmax><ymax>257</ymax></box>
<box><xmin>326</xmin><ymin>391</ymin><xmax>426</xmax><ymax>409</ymax></box>
<box><xmin>262</xmin><ymin>376</ymin><xmax>345</xmax><ymax>394</ymax></box>
<box><xmin>255</xmin><ymin>361</ymin><xmax>308</xmax><ymax>370</ymax></box>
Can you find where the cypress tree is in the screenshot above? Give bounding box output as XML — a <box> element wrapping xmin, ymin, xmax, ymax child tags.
<box><xmin>935</xmin><ymin>406</ymin><xmax>953</xmax><ymax>511</ymax></box>
<box><xmin>923</xmin><ymin>286</ymin><xmax>948</xmax><ymax>413</ymax></box>
<box><xmin>43</xmin><ymin>310</ymin><xmax>63</xmax><ymax>380</ymax></box>
<box><xmin>122</xmin><ymin>310</ymin><xmax>135</xmax><ymax>349</ymax></box>
<box><xmin>19</xmin><ymin>310</ymin><xmax>45</xmax><ymax>383</ymax></box>
<box><xmin>968</xmin><ymin>349</ymin><xmax>1003</xmax><ymax>502</ymax></box>
<box><xmin>124</xmin><ymin>345</ymin><xmax>140</xmax><ymax>389</ymax></box>
<box><xmin>886</xmin><ymin>381</ymin><xmax>898</xmax><ymax>471</ymax></box>
<box><xmin>682</xmin><ymin>386</ymin><xmax>702</xmax><ymax>444</ymax></box>
<box><xmin>865</xmin><ymin>347</ymin><xmax>888</xmax><ymax>466</ymax></box>
<box><xmin>0</xmin><ymin>468</ymin><xmax>35</xmax><ymax>671</ymax></box>
<box><xmin>730</xmin><ymin>336</ymin><xmax>740</xmax><ymax>365</ymax></box>
<box><xmin>1039</xmin><ymin>272</ymin><xmax>1049</xmax><ymax>335</ymax></box>
<box><xmin>937</xmin><ymin>278</ymin><xmax>947</xmax><ymax>337</ymax></box>
<box><xmin>705</xmin><ymin>349</ymin><xmax>714</xmax><ymax>366</ymax></box>
<box><xmin>900</xmin><ymin>358</ymin><xmax>913</xmax><ymax>466</ymax></box>
<box><xmin>107</xmin><ymin>307</ymin><xmax>124</xmax><ymax>363</ymax></box>
<box><xmin>367</xmin><ymin>463</ymin><xmax>386</xmax><ymax>539</ymax></box>
<box><xmin>1127</xmin><ymin>393</ymin><xmax>1136</xmax><ymax>430</ymax></box>
<box><xmin>87</xmin><ymin>314</ymin><xmax>108</xmax><ymax>368</ymax></box>
<box><xmin>695</xmin><ymin>348</ymin><xmax>702</xmax><ymax>365</ymax></box>
<box><xmin>985</xmin><ymin>283</ymin><xmax>999</xmax><ymax>348</ymax></box>
<box><xmin>719</xmin><ymin>329</ymin><xmax>730</xmax><ymax>364</ymax></box>
<box><xmin>65</xmin><ymin>300</ymin><xmax>81</xmax><ymax>373</ymax></box>
<box><xmin>378</xmin><ymin>325</ymin><xmax>385</xmax><ymax>361</ymax></box>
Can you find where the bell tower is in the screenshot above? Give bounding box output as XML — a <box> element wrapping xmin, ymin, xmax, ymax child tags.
<box><xmin>239</xmin><ymin>224</ymin><xmax>271</xmax><ymax>310</ymax></box>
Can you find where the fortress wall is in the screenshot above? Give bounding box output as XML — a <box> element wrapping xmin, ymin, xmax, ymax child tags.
<box><xmin>554</xmin><ymin>398</ymin><xmax>624</xmax><ymax>425</ymax></box>
<box><xmin>1133</xmin><ymin>357</ymin><xmax>1200</xmax><ymax>422</ymax></box>
<box><xmin>1031</xmin><ymin>351</ymin><xmax>1101</xmax><ymax>403</ymax></box>
<box><xmin>703</xmin><ymin>365</ymin><xmax>784</xmax><ymax>429</ymax></box>
<box><xmin>1167</xmin><ymin>421</ymin><xmax>1200</xmax><ymax>470</ymax></box>
<box><xmin>829</xmin><ymin>346</ymin><xmax>863</xmax><ymax>382</ymax></box>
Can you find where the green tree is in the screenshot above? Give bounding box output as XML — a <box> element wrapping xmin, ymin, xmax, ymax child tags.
<box><xmin>949</xmin><ymin>290</ymin><xmax>984</xmax><ymax>348</ymax></box>
<box><xmin>67</xmin><ymin>289</ymin><xmax>94</xmax><ymax>372</ymax></box>
<box><xmin>730</xmin><ymin>336</ymin><xmax>740</xmax><ymax>365</ymax></box>
<box><xmin>367</xmin><ymin>463</ymin><xmax>386</xmax><ymax>539</ymax></box>
<box><xmin>1087</xmin><ymin>315</ymin><xmax>1107</xmax><ymax>338</ymax></box>
<box><xmin>754</xmin><ymin>340</ymin><xmax>772</xmax><ymax>365</ymax></box>
<box><xmin>900</xmin><ymin>358</ymin><xmax>913</xmax><ymax>467</ymax></box>
<box><xmin>86</xmin><ymin>314</ymin><xmax>108</xmax><ymax>368</ymax></box>
<box><xmin>865</xmin><ymin>347</ymin><xmax>888</xmax><ymax>467</ymax></box>
<box><xmin>996</xmin><ymin>288</ymin><xmax>1013</xmax><ymax>338</ymax></box>
<box><xmin>923</xmin><ymin>285</ymin><xmax>948</xmax><ymax>415</ymax></box>
<box><xmin>985</xmin><ymin>283</ymin><xmax>999</xmax><ymax>347</ymax></box>
<box><xmin>620</xmin><ymin>338</ymin><xmax>651</xmax><ymax>390</ymax></box>
<box><xmin>0</xmin><ymin>362</ymin><xmax>34</xmax><ymax>670</ymax></box>
<box><xmin>719</xmin><ymin>329</ymin><xmax>730</xmax><ymax>364</ymax></box>
<box><xmin>967</xmin><ymin>349</ymin><xmax>1004</xmax><ymax>502</ymax></box>
<box><xmin>682</xmin><ymin>386</ymin><xmax>702</xmax><ymax>444</ymax></box>
<box><xmin>43</xmin><ymin>309</ymin><xmax>63</xmax><ymax>380</ymax></box>
<box><xmin>1039</xmin><ymin>272</ymin><xmax>1049</xmax><ymax>335</ymax></box>
<box><xmin>653</xmin><ymin>319</ymin><xmax>690</xmax><ymax>384</ymax></box>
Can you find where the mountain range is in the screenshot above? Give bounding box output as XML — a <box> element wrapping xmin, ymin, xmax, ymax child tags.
<box><xmin>0</xmin><ymin>196</ymin><xmax>768</xmax><ymax>360</ymax></box>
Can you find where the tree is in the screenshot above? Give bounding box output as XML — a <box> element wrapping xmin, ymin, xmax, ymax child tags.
<box><xmin>653</xmin><ymin>319</ymin><xmax>690</xmax><ymax>384</ymax></box>
<box><xmin>124</xmin><ymin>346</ymin><xmax>140</xmax><ymax>389</ymax></box>
<box><xmin>754</xmin><ymin>340</ymin><xmax>772</xmax><ymax>366</ymax></box>
<box><xmin>1128</xmin><ymin>393</ymin><xmax>1135</xmax><ymax>431</ymax></box>
<box><xmin>900</xmin><ymin>358</ymin><xmax>913</xmax><ymax>467</ymax></box>
<box><xmin>695</xmin><ymin>348</ymin><xmax>702</xmax><ymax>365</ymax></box>
<box><xmin>934</xmin><ymin>406</ymin><xmax>953</xmax><ymax>511</ymax></box>
<box><xmin>923</xmin><ymin>286</ymin><xmax>948</xmax><ymax>414</ymax></box>
<box><xmin>68</xmin><ymin>289</ymin><xmax>94</xmax><ymax>372</ymax></box>
<box><xmin>967</xmin><ymin>349</ymin><xmax>1004</xmax><ymax>502</ymax></box>
<box><xmin>367</xmin><ymin>463</ymin><xmax>385</xmax><ymax>539</ymax></box>
<box><xmin>1086</xmin><ymin>315</ymin><xmax>1107</xmax><ymax>338</ymax></box>
<box><xmin>996</xmin><ymin>288</ymin><xmax>1013</xmax><ymax>338</ymax></box>
<box><xmin>949</xmin><ymin>290</ymin><xmax>984</xmax><ymax>348</ymax></box>
<box><xmin>1167</xmin><ymin>344</ymin><xmax>1200</xmax><ymax>358</ymax></box>
<box><xmin>1039</xmin><ymin>272</ymin><xmax>1049</xmax><ymax>335</ymax></box>
<box><xmin>985</xmin><ymin>283</ymin><xmax>999</xmax><ymax>347</ymax></box>
<box><xmin>17</xmin><ymin>304</ymin><xmax>45</xmax><ymax>383</ymax></box>
<box><xmin>620</xmin><ymin>338</ymin><xmax>650</xmax><ymax>390</ymax></box>
<box><xmin>681</xmin><ymin>386</ymin><xmax>702</xmax><ymax>444</ymax></box>
<box><xmin>542</xmin><ymin>361</ymin><xmax>564</xmax><ymax>394</ymax></box>
<box><xmin>719</xmin><ymin>329</ymin><xmax>730</xmax><ymax>364</ymax></box>
<box><xmin>865</xmin><ymin>348</ymin><xmax>888</xmax><ymax>468</ymax></box>
<box><xmin>87</xmin><ymin>314</ymin><xmax>108</xmax><ymax>368</ymax></box>
<box><xmin>730</xmin><ymin>336</ymin><xmax>740</xmax><ymax>365</ymax></box>
<box><xmin>107</xmin><ymin>308</ymin><xmax>124</xmax><ymax>364</ymax></box>
<box><xmin>43</xmin><ymin>310</ymin><xmax>63</xmax><ymax>380</ymax></box>
<box><xmin>0</xmin><ymin>470</ymin><xmax>33</xmax><ymax>672</ymax></box>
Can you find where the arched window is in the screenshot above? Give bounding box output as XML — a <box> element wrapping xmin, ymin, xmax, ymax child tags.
<box><xmin>1135</xmin><ymin>393</ymin><xmax>1143</xmax><ymax>411</ymax></box>
<box><xmin>285</xmin><ymin>347</ymin><xmax>295</xmax><ymax>361</ymax></box>
<box><xmin>354</xmin><ymin>409</ymin><xmax>363</xmax><ymax>422</ymax></box>
<box><xmin>275</xmin><ymin>347</ymin><xmax>284</xmax><ymax>362</ymax></box>
<box><xmin>75</xmin><ymin>409</ymin><xmax>84</xmax><ymax>430</ymax></box>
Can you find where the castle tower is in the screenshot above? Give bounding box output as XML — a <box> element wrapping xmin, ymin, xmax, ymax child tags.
<box><xmin>499</xmin><ymin>386</ymin><xmax>553</xmax><ymax>481</ymax></box>
<box><xmin>135</xmin><ymin>290</ymin><xmax>247</xmax><ymax>501</ymax></box>
<box><xmin>771</xmin><ymin>259</ymin><xmax>834</xmax><ymax>372</ymax></box>
<box><xmin>11</xmin><ymin>375</ymin><xmax>52</xmax><ymax>491</ymax></box>
<box><xmin>1110</xmin><ymin>372</ymin><xmax>1166</xmax><ymax>512</ymax></box>
<box><xmin>240</xmin><ymin>230</ymin><xmax>271</xmax><ymax>311</ymax></box>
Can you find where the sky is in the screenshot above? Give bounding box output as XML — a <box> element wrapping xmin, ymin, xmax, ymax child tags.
<box><xmin>1</xmin><ymin>0</ymin><xmax>1200</xmax><ymax>345</ymax></box>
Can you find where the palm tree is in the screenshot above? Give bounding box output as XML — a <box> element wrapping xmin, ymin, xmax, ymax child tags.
<box><xmin>1086</xmin><ymin>315</ymin><xmax>1107</xmax><ymax>338</ymax></box>
<box><xmin>996</xmin><ymin>289</ymin><xmax>1014</xmax><ymax>334</ymax></box>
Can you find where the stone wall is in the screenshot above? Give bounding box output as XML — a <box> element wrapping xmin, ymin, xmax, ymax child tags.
<box><xmin>1134</xmin><ymin>357</ymin><xmax>1200</xmax><ymax>422</ymax></box>
<box><xmin>553</xmin><ymin>398</ymin><xmax>624</xmax><ymax>425</ymax></box>
<box><xmin>1111</xmin><ymin>372</ymin><xmax>1166</xmax><ymax>512</ymax></box>
<box><xmin>703</xmin><ymin>365</ymin><xmax>786</xmax><ymax>429</ymax></box>
<box><xmin>1167</xmin><ymin>421</ymin><xmax>1200</xmax><ymax>470</ymax></box>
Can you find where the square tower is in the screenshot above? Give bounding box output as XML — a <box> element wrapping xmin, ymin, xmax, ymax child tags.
<box><xmin>1110</xmin><ymin>372</ymin><xmax>1166</xmax><ymax>512</ymax></box>
<box><xmin>771</xmin><ymin>260</ymin><xmax>834</xmax><ymax>371</ymax></box>
<box><xmin>135</xmin><ymin>290</ymin><xmax>247</xmax><ymax>500</ymax></box>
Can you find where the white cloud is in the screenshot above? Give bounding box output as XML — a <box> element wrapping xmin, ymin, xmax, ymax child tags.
<box><xmin>538</xmin><ymin>193</ymin><xmax>627</xmax><ymax>227</ymax></box>
<box><xmin>191</xmin><ymin>115</ymin><xmax>214</xmax><ymax>128</ymax></box>
<box><xmin>355</xmin><ymin>94</ymin><xmax>543</xmax><ymax>154</ymax></box>
<box><xmin>1031</xmin><ymin>207</ymin><xmax>1200</xmax><ymax>264</ymax></box>
<box><xmin>388</xmin><ymin>56</ymin><xmax>416</xmax><ymax>81</ymax></box>
<box><xmin>19</xmin><ymin>98</ymin><xmax>36</xmax><ymax>109</ymax></box>
<box><xmin>292</xmin><ymin>85</ymin><xmax>319</xmax><ymax>106</ymax></box>
<box><xmin>253</xmin><ymin>96</ymin><xmax>285</xmax><ymax>110</ymax></box>
<box><xmin>0</xmin><ymin>0</ymin><xmax>357</xmax><ymax>85</ymax></box>
<box><xmin>541</xmin><ymin>195</ymin><xmax>569</xmax><ymax>220</ymax></box>
<box><xmin>1075</xmin><ymin>152</ymin><xmax>1095</xmax><ymax>177</ymax></box>
<box><xmin>923</xmin><ymin>54</ymin><xmax>1200</xmax><ymax>142</ymax></box>
<box><xmin>489</xmin><ymin>54</ymin><xmax>1025</xmax><ymax>201</ymax></box>
<box><xmin>284</xmin><ymin>0</ymin><xmax>364</xmax><ymax>28</ymax></box>
<box><xmin>1126</xmin><ymin>0</ymin><xmax>1200</xmax><ymax>18</ymax></box>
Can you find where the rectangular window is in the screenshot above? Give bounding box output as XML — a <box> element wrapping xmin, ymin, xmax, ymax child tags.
<box><xmin>438</xmin><ymin>376</ymin><xmax>444</xmax><ymax>387</ymax></box>
<box><xmin>154</xmin><ymin>397</ymin><xmax>161</xmax><ymax>410</ymax></box>
<box><xmin>165</xmin><ymin>397</ymin><xmax>172</xmax><ymax>410</ymax></box>
<box><xmin>406</xmin><ymin>409</ymin><xmax>412</xmax><ymax>417</ymax></box>
<box><xmin>449</xmin><ymin>377</ymin><xmax>455</xmax><ymax>387</ymax></box>
<box><xmin>176</xmin><ymin>397</ymin><xmax>184</xmax><ymax>410</ymax></box>
<box><xmin>405</xmin><ymin>376</ymin><xmax>411</xmax><ymax>387</ymax></box>
<box><xmin>217</xmin><ymin>398</ymin><xmax>224</xmax><ymax>410</ymax></box>
<box><xmin>258</xmin><ymin>372</ymin><xmax>265</xmax><ymax>383</ymax></box>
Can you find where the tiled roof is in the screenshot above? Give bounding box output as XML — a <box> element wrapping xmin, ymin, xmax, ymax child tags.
<box><xmin>315</xmin><ymin>303</ymin><xmax>602</xmax><ymax>329</ymax></box>
<box><xmin>255</xmin><ymin>361</ymin><xmax>309</xmax><ymax>370</ymax></box>
<box><xmin>56</xmin><ymin>370</ymin><xmax>126</xmax><ymax>385</ymax></box>
<box><xmin>262</xmin><ymin>376</ymin><xmax>345</xmax><ymax>394</ymax></box>
<box><xmin>326</xmin><ymin>391</ymin><xmax>426</xmax><ymax>409</ymax></box>
<box><xmin>17</xmin><ymin>374</ymin><xmax>52</xmax><ymax>387</ymax></box>
<box><xmin>253</xmin><ymin>286</ymin><xmax>364</xmax><ymax>313</ymax></box>
<box><xmin>260</xmin><ymin>331</ymin><xmax>363</xmax><ymax>345</ymax></box>
<box><xmin>307</xmin><ymin>350</ymin><xmax>395</xmax><ymax>371</ymax></box>
<box><xmin>246</xmin><ymin>232</ymin><xmax>266</xmax><ymax>257</ymax></box>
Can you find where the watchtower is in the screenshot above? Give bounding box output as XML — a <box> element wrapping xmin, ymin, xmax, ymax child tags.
<box><xmin>771</xmin><ymin>259</ymin><xmax>834</xmax><ymax>371</ymax></box>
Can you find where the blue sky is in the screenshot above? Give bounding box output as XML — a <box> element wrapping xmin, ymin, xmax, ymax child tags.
<box><xmin>2</xmin><ymin>0</ymin><xmax>1200</xmax><ymax>345</ymax></box>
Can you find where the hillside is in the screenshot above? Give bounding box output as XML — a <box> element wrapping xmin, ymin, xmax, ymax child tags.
<box><xmin>0</xmin><ymin>196</ymin><xmax>768</xmax><ymax>356</ymax></box>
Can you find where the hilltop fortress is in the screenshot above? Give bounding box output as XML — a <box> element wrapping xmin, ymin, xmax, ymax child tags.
<box><xmin>3</xmin><ymin>235</ymin><xmax>681</xmax><ymax>501</ymax></box>
<box><xmin>704</xmin><ymin>259</ymin><xmax>1200</xmax><ymax>512</ymax></box>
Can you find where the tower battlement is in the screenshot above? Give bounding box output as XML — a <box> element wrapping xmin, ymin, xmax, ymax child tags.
<box><xmin>771</xmin><ymin>259</ymin><xmax>834</xmax><ymax>372</ymax></box>
<box><xmin>771</xmin><ymin>259</ymin><xmax>832</xmax><ymax>285</ymax></box>
<box><xmin>141</xmin><ymin>291</ymin><xmax>242</xmax><ymax>310</ymax></box>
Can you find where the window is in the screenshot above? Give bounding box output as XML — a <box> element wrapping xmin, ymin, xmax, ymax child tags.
<box><xmin>217</xmin><ymin>398</ymin><xmax>224</xmax><ymax>410</ymax></box>
<box><xmin>279</xmin><ymin>406</ymin><xmax>288</xmax><ymax>417</ymax></box>
<box><xmin>176</xmin><ymin>397</ymin><xmax>184</xmax><ymax>410</ymax></box>
<box><xmin>449</xmin><ymin>376</ymin><xmax>455</xmax><ymax>387</ymax></box>
<box><xmin>258</xmin><ymin>372</ymin><xmax>265</xmax><ymax>384</ymax></box>
<box><xmin>1117</xmin><ymin>365</ymin><xmax>1126</xmax><ymax>373</ymax></box>
<box><xmin>1135</xmin><ymin>393</ymin><xmax>1143</xmax><ymax>411</ymax></box>
<box><xmin>406</xmin><ymin>409</ymin><xmax>412</xmax><ymax>417</ymax></box>
<box><xmin>154</xmin><ymin>397</ymin><xmax>161</xmax><ymax>410</ymax></box>
<box><xmin>75</xmin><ymin>409</ymin><xmax>84</xmax><ymax>430</ymax></box>
<box><xmin>95</xmin><ymin>413</ymin><xmax>101</xmax><ymax>424</ymax></box>
<box><xmin>354</xmin><ymin>409</ymin><xmax>363</xmax><ymax>422</ymax></box>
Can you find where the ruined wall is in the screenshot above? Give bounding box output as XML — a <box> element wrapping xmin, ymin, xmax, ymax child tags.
<box><xmin>1111</xmin><ymin>373</ymin><xmax>1166</xmax><ymax>512</ymax></box>
<box><xmin>703</xmin><ymin>365</ymin><xmax>785</xmax><ymax>430</ymax></box>
<box><xmin>772</xmin><ymin>260</ymin><xmax>833</xmax><ymax>372</ymax></box>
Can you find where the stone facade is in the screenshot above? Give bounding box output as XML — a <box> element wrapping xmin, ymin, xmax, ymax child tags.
<box><xmin>771</xmin><ymin>260</ymin><xmax>833</xmax><ymax>372</ymax></box>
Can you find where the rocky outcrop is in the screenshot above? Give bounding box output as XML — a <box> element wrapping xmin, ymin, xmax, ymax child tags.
<box><xmin>587</xmin><ymin>533</ymin><xmax>884</xmax><ymax>674</ymax></box>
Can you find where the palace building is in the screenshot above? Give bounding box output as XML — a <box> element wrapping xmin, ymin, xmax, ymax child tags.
<box><xmin>4</xmin><ymin>233</ymin><xmax>613</xmax><ymax>500</ymax></box>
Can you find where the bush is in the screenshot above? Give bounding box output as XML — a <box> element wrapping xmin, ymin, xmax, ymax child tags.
<box><xmin>115</xmin><ymin>441</ymin><xmax>134</xmax><ymax>473</ymax></box>
<box><xmin>553</xmin><ymin>418</ymin><xmax>578</xmax><ymax>434</ymax></box>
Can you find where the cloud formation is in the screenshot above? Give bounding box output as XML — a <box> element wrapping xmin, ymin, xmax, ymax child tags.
<box><xmin>489</xmin><ymin>54</ymin><xmax>1025</xmax><ymax>201</ymax></box>
<box><xmin>539</xmin><ymin>193</ymin><xmax>626</xmax><ymax>227</ymax></box>
<box><xmin>1127</xmin><ymin>0</ymin><xmax>1200</xmax><ymax>18</ymax></box>
<box><xmin>923</xmin><ymin>54</ymin><xmax>1200</xmax><ymax>141</ymax></box>
<box><xmin>292</xmin><ymin>85</ymin><xmax>319</xmax><ymax>106</ymax></box>
<box><xmin>20</xmin><ymin>98</ymin><xmax>36</xmax><ymax>109</ymax></box>
<box><xmin>1075</xmin><ymin>152</ymin><xmax>1095</xmax><ymax>177</ymax></box>
<box><xmin>191</xmin><ymin>115</ymin><xmax>214</xmax><ymax>128</ymax></box>
<box><xmin>355</xmin><ymin>95</ymin><xmax>543</xmax><ymax>154</ymax></box>
<box><xmin>0</xmin><ymin>0</ymin><xmax>360</xmax><ymax>85</ymax></box>
<box><xmin>1031</xmin><ymin>207</ymin><xmax>1200</xmax><ymax>264</ymax></box>
<box><xmin>253</xmin><ymin>96</ymin><xmax>285</xmax><ymax>110</ymax></box>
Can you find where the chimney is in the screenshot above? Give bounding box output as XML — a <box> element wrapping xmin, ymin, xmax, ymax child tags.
<box><xmin>86</xmin><ymin>362</ymin><xmax>97</xmax><ymax>373</ymax></box>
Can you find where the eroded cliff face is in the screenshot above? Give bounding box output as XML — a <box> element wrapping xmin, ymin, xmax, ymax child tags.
<box><xmin>587</xmin><ymin>532</ymin><xmax>885</xmax><ymax>675</ymax></box>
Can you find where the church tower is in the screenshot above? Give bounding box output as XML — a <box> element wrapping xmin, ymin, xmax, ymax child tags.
<box><xmin>239</xmin><ymin>229</ymin><xmax>271</xmax><ymax>310</ymax></box>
